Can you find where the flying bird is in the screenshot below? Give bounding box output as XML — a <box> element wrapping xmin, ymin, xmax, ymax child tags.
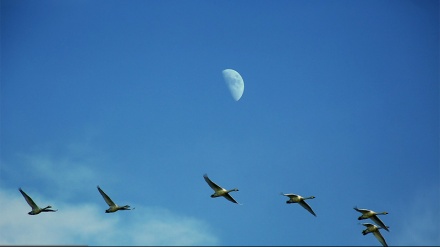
<box><xmin>18</xmin><ymin>188</ymin><xmax>57</xmax><ymax>215</ymax></box>
<box><xmin>354</xmin><ymin>207</ymin><xmax>389</xmax><ymax>231</ymax></box>
<box><xmin>280</xmin><ymin>193</ymin><xmax>317</xmax><ymax>216</ymax></box>
<box><xmin>361</xmin><ymin>223</ymin><xmax>389</xmax><ymax>247</ymax></box>
<box><xmin>203</xmin><ymin>174</ymin><xmax>241</xmax><ymax>204</ymax></box>
<box><xmin>97</xmin><ymin>186</ymin><xmax>134</xmax><ymax>213</ymax></box>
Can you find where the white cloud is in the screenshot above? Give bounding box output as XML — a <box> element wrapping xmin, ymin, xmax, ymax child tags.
<box><xmin>0</xmin><ymin>188</ymin><xmax>219</xmax><ymax>245</ymax></box>
<box><xmin>1</xmin><ymin>143</ymin><xmax>220</xmax><ymax>246</ymax></box>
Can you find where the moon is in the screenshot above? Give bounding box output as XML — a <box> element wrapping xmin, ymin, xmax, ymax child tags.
<box><xmin>222</xmin><ymin>69</ymin><xmax>244</xmax><ymax>101</ymax></box>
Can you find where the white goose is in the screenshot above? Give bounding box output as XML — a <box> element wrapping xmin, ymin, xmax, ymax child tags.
<box><xmin>97</xmin><ymin>186</ymin><xmax>134</xmax><ymax>213</ymax></box>
<box><xmin>361</xmin><ymin>222</ymin><xmax>389</xmax><ymax>247</ymax></box>
<box><xmin>354</xmin><ymin>207</ymin><xmax>389</xmax><ymax>231</ymax></box>
<box><xmin>203</xmin><ymin>174</ymin><xmax>241</xmax><ymax>204</ymax></box>
<box><xmin>19</xmin><ymin>188</ymin><xmax>57</xmax><ymax>215</ymax></box>
<box><xmin>280</xmin><ymin>193</ymin><xmax>316</xmax><ymax>216</ymax></box>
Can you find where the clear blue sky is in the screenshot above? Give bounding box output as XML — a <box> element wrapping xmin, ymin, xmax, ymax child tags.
<box><xmin>1</xmin><ymin>0</ymin><xmax>439</xmax><ymax>245</ymax></box>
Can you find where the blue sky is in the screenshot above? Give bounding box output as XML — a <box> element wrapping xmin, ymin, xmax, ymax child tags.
<box><xmin>1</xmin><ymin>0</ymin><xmax>439</xmax><ymax>245</ymax></box>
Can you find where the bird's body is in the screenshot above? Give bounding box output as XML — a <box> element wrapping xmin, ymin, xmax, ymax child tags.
<box><xmin>362</xmin><ymin>223</ymin><xmax>389</xmax><ymax>247</ymax></box>
<box><xmin>203</xmin><ymin>174</ymin><xmax>240</xmax><ymax>204</ymax></box>
<box><xmin>18</xmin><ymin>188</ymin><xmax>57</xmax><ymax>215</ymax></box>
<box><xmin>97</xmin><ymin>186</ymin><xmax>133</xmax><ymax>213</ymax></box>
<box><xmin>354</xmin><ymin>207</ymin><xmax>389</xmax><ymax>231</ymax></box>
<box><xmin>281</xmin><ymin>193</ymin><xmax>316</xmax><ymax>216</ymax></box>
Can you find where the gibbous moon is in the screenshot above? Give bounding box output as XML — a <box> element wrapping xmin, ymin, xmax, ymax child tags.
<box><xmin>222</xmin><ymin>69</ymin><xmax>244</xmax><ymax>101</ymax></box>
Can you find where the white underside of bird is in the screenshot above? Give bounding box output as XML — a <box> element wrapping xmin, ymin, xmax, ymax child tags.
<box><xmin>19</xmin><ymin>188</ymin><xmax>57</xmax><ymax>215</ymax></box>
<box><xmin>280</xmin><ymin>193</ymin><xmax>316</xmax><ymax>216</ymax></box>
<box><xmin>362</xmin><ymin>223</ymin><xmax>388</xmax><ymax>247</ymax></box>
<box><xmin>203</xmin><ymin>174</ymin><xmax>241</xmax><ymax>204</ymax></box>
<box><xmin>97</xmin><ymin>186</ymin><xmax>134</xmax><ymax>213</ymax></box>
<box><xmin>354</xmin><ymin>207</ymin><xmax>389</xmax><ymax>231</ymax></box>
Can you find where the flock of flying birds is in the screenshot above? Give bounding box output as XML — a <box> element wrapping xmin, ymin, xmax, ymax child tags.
<box><xmin>18</xmin><ymin>173</ymin><xmax>390</xmax><ymax>246</ymax></box>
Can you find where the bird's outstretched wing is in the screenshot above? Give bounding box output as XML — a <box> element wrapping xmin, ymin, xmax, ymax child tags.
<box><xmin>354</xmin><ymin>207</ymin><xmax>370</xmax><ymax>214</ymax></box>
<box><xmin>97</xmin><ymin>186</ymin><xmax>116</xmax><ymax>206</ymax></box>
<box><xmin>223</xmin><ymin>193</ymin><xmax>240</xmax><ymax>204</ymax></box>
<box><xmin>362</xmin><ymin>222</ymin><xmax>374</xmax><ymax>228</ymax></box>
<box><xmin>203</xmin><ymin>174</ymin><xmax>223</xmax><ymax>191</ymax></box>
<box><xmin>373</xmin><ymin>230</ymin><xmax>388</xmax><ymax>247</ymax></box>
<box><xmin>281</xmin><ymin>193</ymin><xmax>299</xmax><ymax>199</ymax></box>
<box><xmin>371</xmin><ymin>215</ymin><xmax>389</xmax><ymax>232</ymax></box>
<box><xmin>298</xmin><ymin>200</ymin><xmax>316</xmax><ymax>216</ymax></box>
<box><xmin>19</xmin><ymin>188</ymin><xmax>39</xmax><ymax>210</ymax></box>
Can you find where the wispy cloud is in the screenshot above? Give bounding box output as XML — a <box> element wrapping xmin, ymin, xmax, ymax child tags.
<box><xmin>21</xmin><ymin>152</ymin><xmax>96</xmax><ymax>188</ymax></box>
<box><xmin>1</xmin><ymin>141</ymin><xmax>219</xmax><ymax>246</ymax></box>
<box><xmin>2</xmin><ymin>141</ymin><xmax>102</xmax><ymax>201</ymax></box>
<box><xmin>0</xmin><ymin>188</ymin><xmax>219</xmax><ymax>246</ymax></box>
